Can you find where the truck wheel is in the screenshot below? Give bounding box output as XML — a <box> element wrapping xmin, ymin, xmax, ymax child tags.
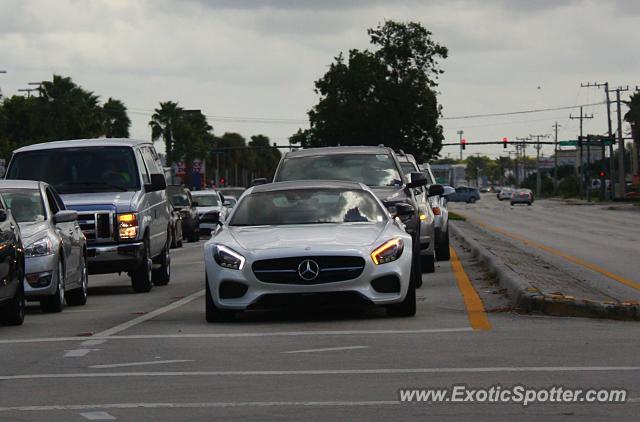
<box><xmin>421</xmin><ymin>253</ymin><xmax>435</xmax><ymax>274</ymax></box>
<box><xmin>1</xmin><ymin>268</ymin><xmax>25</xmax><ymax>326</ymax></box>
<box><xmin>152</xmin><ymin>240</ymin><xmax>171</xmax><ymax>286</ymax></box>
<box><xmin>435</xmin><ymin>229</ymin><xmax>450</xmax><ymax>261</ymax></box>
<box><xmin>41</xmin><ymin>259</ymin><xmax>65</xmax><ymax>313</ymax></box>
<box><xmin>131</xmin><ymin>240</ymin><xmax>153</xmax><ymax>293</ymax></box>
<box><xmin>205</xmin><ymin>277</ymin><xmax>235</xmax><ymax>322</ymax></box>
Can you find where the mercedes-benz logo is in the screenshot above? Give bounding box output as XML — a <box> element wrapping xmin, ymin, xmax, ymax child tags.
<box><xmin>297</xmin><ymin>259</ymin><xmax>320</xmax><ymax>281</ymax></box>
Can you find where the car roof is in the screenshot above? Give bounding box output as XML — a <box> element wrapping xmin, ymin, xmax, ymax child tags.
<box><xmin>13</xmin><ymin>138</ymin><xmax>153</xmax><ymax>153</ymax></box>
<box><xmin>0</xmin><ymin>179</ymin><xmax>44</xmax><ymax>190</ymax></box>
<box><xmin>250</xmin><ymin>180</ymin><xmax>367</xmax><ymax>193</ymax></box>
<box><xmin>284</xmin><ymin>146</ymin><xmax>391</xmax><ymax>158</ymax></box>
<box><xmin>191</xmin><ymin>190</ymin><xmax>219</xmax><ymax>196</ymax></box>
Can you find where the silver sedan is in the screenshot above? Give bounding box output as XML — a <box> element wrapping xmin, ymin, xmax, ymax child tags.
<box><xmin>204</xmin><ymin>180</ymin><xmax>415</xmax><ymax>321</ymax></box>
<box><xmin>0</xmin><ymin>180</ymin><xmax>88</xmax><ymax>312</ymax></box>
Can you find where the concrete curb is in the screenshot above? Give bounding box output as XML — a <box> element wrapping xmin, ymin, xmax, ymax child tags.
<box><xmin>450</xmin><ymin>222</ymin><xmax>640</xmax><ymax>321</ymax></box>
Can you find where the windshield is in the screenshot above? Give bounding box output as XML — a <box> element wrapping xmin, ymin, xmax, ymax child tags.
<box><xmin>170</xmin><ymin>194</ymin><xmax>190</xmax><ymax>207</ymax></box>
<box><xmin>0</xmin><ymin>189</ymin><xmax>46</xmax><ymax>223</ymax></box>
<box><xmin>193</xmin><ymin>194</ymin><xmax>220</xmax><ymax>207</ymax></box>
<box><xmin>277</xmin><ymin>154</ymin><xmax>403</xmax><ymax>188</ymax></box>
<box><xmin>7</xmin><ymin>147</ymin><xmax>140</xmax><ymax>194</ymax></box>
<box><xmin>230</xmin><ymin>188</ymin><xmax>387</xmax><ymax>226</ymax></box>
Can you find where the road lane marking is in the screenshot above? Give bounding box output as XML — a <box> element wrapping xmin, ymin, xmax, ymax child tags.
<box><xmin>0</xmin><ymin>327</ymin><xmax>473</xmax><ymax>345</ymax></box>
<box><xmin>80</xmin><ymin>411</ymin><xmax>116</xmax><ymax>420</ymax></box>
<box><xmin>3</xmin><ymin>366</ymin><xmax>640</xmax><ymax>380</ymax></box>
<box><xmin>460</xmin><ymin>214</ymin><xmax>640</xmax><ymax>292</ymax></box>
<box><xmin>81</xmin><ymin>339</ymin><xmax>107</xmax><ymax>347</ymax></box>
<box><xmin>64</xmin><ymin>349</ymin><xmax>99</xmax><ymax>358</ymax></box>
<box><xmin>282</xmin><ymin>346</ymin><xmax>368</xmax><ymax>354</ymax></box>
<box><xmin>449</xmin><ymin>246</ymin><xmax>492</xmax><ymax>331</ymax></box>
<box><xmin>93</xmin><ymin>289</ymin><xmax>205</xmax><ymax>337</ymax></box>
<box><xmin>89</xmin><ymin>360</ymin><xmax>194</xmax><ymax>369</ymax></box>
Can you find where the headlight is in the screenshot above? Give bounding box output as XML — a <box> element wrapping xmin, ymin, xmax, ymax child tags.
<box><xmin>118</xmin><ymin>213</ymin><xmax>138</xmax><ymax>239</ymax></box>
<box><xmin>419</xmin><ymin>213</ymin><xmax>428</xmax><ymax>221</ymax></box>
<box><xmin>213</xmin><ymin>245</ymin><xmax>245</xmax><ymax>270</ymax></box>
<box><xmin>25</xmin><ymin>237</ymin><xmax>53</xmax><ymax>257</ymax></box>
<box><xmin>371</xmin><ymin>238</ymin><xmax>404</xmax><ymax>265</ymax></box>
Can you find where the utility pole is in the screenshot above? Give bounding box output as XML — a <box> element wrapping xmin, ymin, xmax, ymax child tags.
<box><xmin>552</xmin><ymin>122</ymin><xmax>561</xmax><ymax>193</ymax></box>
<box><xmin>570</xmin><ymin>107</ymin><xmax>593</xmax><ymax>199</ymax></box>
<box><xmin>530</xmin><ymin>134</ymin><xmax>549</xmax><ymax>197</ymax></box>
<box><xmin>611</xmin><ymin>86</ymin><xmax>630</xmax><ymax>198</ymax></box>
<box><xmin>515</xmin><ymin>137</ymin><xmax>530</xmax><ymax>185</ymax></box>
<box><xmin>582</xmin><ymin>82</ymin><xmax>614</xmax><ymax>199</ymax></box>
<box><xmin>457</xmin><ymin>130</ymin><xmax>464</xmax><ymax>161</ymax></box>
<box><xmin>0</xmin><ymin>70</ymin><xmax>6</xmax><ymax>100</ymax></box>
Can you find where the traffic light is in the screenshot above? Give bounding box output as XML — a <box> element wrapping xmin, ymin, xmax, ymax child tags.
<box><xmin>461</xmin><ymin>139</ymin><xmax>467</xmax><ymax>150</ymax></box>
<box><xmin>502</xmin><ymin>137</ymin><xmax>508</xmax><ymax>149</ymax></box>
<box><xmin>599</xmin><ymin>171</ymin><xmax>606</xmax><ymax>178</ymax></box>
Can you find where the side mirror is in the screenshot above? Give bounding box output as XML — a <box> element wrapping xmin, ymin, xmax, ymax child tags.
<box><xmin>54</xmin><ymin>210</ymin><xmax>78</xmax><ymax>224</ymax></box>
<box><xmin>146</xmin><ymin>174</ymin><xmax>167</xmax><ymax>192</ymax></box>
<box><xmin>223</xmin><ymin>200</ymin><xmax>234</xmax><ymax>208</ymax></box>
<box><xmin>250</xmin><ymin>178</ymin><xmax>269</xmax><ymax>187</ymax></box>
<box><xmin>407</xmin><ymin>172</ymin><xmax>428</xmax><ymax>188</ymax></box>
<box><xmin>442</xmin><ymin>186</ymin><xmax>455</xmax><ymax>196</ymax></box>
<box><xmin>428</xmin><ymin>184</ymin><xmax>445</xmax><ymax>197</ymax></box>
<box><xmin>0</xmin><ymin>209</ymin><xmax>7</xmax><ymax>222</ymax></box>
<box><xmin>389</xmin><ymin>203</ymin><xmax>415</xmax><ymax>217</ymax></box>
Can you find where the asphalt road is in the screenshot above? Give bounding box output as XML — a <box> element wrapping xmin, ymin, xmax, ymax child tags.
<box><xmin>1</xmin><ymin>234</ymin><xmax>639</xmax><ymax>421</ymax></box>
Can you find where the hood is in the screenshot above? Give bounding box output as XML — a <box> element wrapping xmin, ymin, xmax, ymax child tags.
<box><xmin>229</xmin><ymin>223</ymin><xmax>386</xmax><ymax>252</ymax></box>
<box><xmin>197</xmin><ymin>206</ymin><xmax>222</xmax><ymax>214</ymax></box>
<box><xmin>17</xmin><ymin>221</ymin><xmax>49</xmax><ymax>241</ymax></box>
<box><xmin>60</xmin><ymin>191</ymin><xmax>139</xmax><ymax>213</ymax></box>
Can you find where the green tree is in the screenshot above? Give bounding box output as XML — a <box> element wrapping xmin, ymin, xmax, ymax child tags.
<box><xmin>624</xmin><ymin>92</ymin><xmax>640</xmax><ymax>144</ymax></box>
<box><xmin>290</xmin><ymin>20</ymin><xmax>448</xmax><ymax>161</ymax></box>
<box><xmin>173</xmin><ymin>110</ymin><xmax>213</xmax><ymax>180</ymax></box>
<box><xmin>249</xmin><ymin>134</ymin><xmax>281</xmax><ymax>178</ymax></box>
<box><xmin>150</xmin><ymin>101</ymin><xmax>183</xmax><ymax>166</ymax></box>
<box><xmin>102</xmin><ymin>98</ymin><xmax>131</xmax><ymax>138</ymax></box>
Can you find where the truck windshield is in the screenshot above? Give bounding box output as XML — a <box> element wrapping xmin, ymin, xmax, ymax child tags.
<box><xmin>7</xmin><ymin>147</ymin><xmax>140</xmax><ymax>194</ymax></box>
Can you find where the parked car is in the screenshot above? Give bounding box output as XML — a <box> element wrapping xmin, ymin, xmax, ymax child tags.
<box><xmin>510</xmin><ymin>189</ymin><xmax>534</xmax><ymax>206</ymax></box>
<box><xmin>168</xmin><ymin>204</ymin><xmax>183</xmax><ymax>248</ymax></box>
<box><xmin>497</xmin><ymin>188</ymin><xmax>513</xmax><ymax>201</ymax></box>
<box><xmin>272</xmin><ymin>145</ymin><xmax>444</xmax><ymax>290</ymax></box>
<box><xmin>191</xmin><ymin>190</ymin><xmax>228</xmax><ymax>235</ymax></box>
<box><xmin>422</xmin><ymin>163</ymin><xmax>455</xmax><ymax>261</ymax></box>
<box><xmin>448</xmin><ymin>187</ymin><xmax>481</xmax><ymax>203</ymax></box>
<box><xmin>5</xmin><ymin>138</ymin><xmax>171</xmax><ymax>293</ymax></box>
<box><xmin>0</xmin><ymin>180</ymin><xmax>88</xmax><ymax>312</ymax></box>
<box><xmin>0</xmin><ymin>195</ymin><xmax>25</xmax><ymax>326</ymax></box>
<box><xmin>223</xmin><ymin>196</ymin><xmax>238</xmax><ymax>209</ymax></box>
<box><xmin>167</xmin><ymin>185</ymin><xmax>199</xmax><ymax>242</ymax></box>
<box><xmin>204</xmin><ymin>181</ymin><xmax>416</xmax><ymax>321</ymax></box>
<box><xmin>397</xmin><ymin>153</ymin><xmax>436</xmax><ymax>273</ymax></box>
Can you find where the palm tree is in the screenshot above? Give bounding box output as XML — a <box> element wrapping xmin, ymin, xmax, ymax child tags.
<box><xmin>149</xmin><ymin>101</ymin><xmax>183</xmax><ymax>166</ymax></box>
<box><xmin>102</xmin><ymin>98</ymin><xmax>131</xmax><ymax>138</ymax></box>
<box><xmin>624</xmin><ymin>93</ymin><xmax>640</xmax><ymax>178</ymax></box>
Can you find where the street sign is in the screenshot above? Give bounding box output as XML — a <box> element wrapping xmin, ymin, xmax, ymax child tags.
<box><xmin>559</xmin><ymin>140</ymin><xmax>612</xmax><ymax>147</ymax></box>
<box><xmin>559</xmin><ymin>140</ymin><xmax>577</xmax><ymax>147</ymax></box>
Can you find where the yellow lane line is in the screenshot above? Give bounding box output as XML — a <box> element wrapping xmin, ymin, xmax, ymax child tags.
<box><xmin>459</xmin><ymin>212</ymin><xmax>640</xmax><ymax>292</ymax></box>
<box><xmin>449</xmin><ymin>246</ymin><xmax>492</xmax><ymax>331</ymax></box>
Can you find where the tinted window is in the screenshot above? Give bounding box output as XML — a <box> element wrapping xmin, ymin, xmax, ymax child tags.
<box><xmin>0</xmin><ymin>189</ymin><xmax>46</xmax><ymax>223</ymax></box>
<box><xmin>230</xmin><ymin>189</ymin><xmax>387</xmax><ymax>226</ymax></box>
<box><xmin>400</xmin><ymin>162</ymin><xmax>418</xmax><ymax>176</ymax></box>
<box><xmin>7</xmin><ymin>147</ymin><xmax>140</xmax><ymax>194</ymax></box>
<box><xmin>193</xmin><ymin>194</ymin><xmax>220</xmax><ymax>207</ymax></box>
<box><xmin>277</xmin><ymin>154</ymin><xmax>402</xmax><ymax>187</ymax></box>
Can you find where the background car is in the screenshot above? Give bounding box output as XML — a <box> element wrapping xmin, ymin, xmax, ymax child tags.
<box><xmin>223</xmin><ymin>196</ymin><xmax>238</xmax><ymax>209</ymax></box>
<box><xmin>497</xmin><ymin>188</ymin><xmax>513</xmax><ymax>201</ymax></box>
<box><xmin>510</xmin><ymin>189</ymin><xmax>534</xmax><ymax>206</ymax></box>
<box><xmin>0</xmin><ymin>180</ymin><xmax>88</xmax><ymax>312</ymax></box>
<box><xmin>0</xmin><ymin>195</ymin><xmax>25</xmax><ymax>326</ymax></box>
<box><xmin>168</xmin><ymin>204</ymin><xmax>183</xmax><ymax>248</ymax></box>
<box><xmin>204</xmin><ymin>181</ymin><xmax>416</xmax><ymax>321</ymax></box>
<box><xmin>191</xmin><ymin>189</ymin><xmax>227</xmax><ymax>235</ymax></box>
<box><xmin>218</xmin><ymin>187</ymin><xmax>245</xmax><ymax>199</ymax></box>
<box><xmin>421</xmin><ymin>163</ymin><xmax>454</xmax><ymax>261</ymax></box>
<box><xmin>448</xmin><ymin>186</ymin><xmax>481</xmax><ymax>203</ymax></box>
<box><xmin>167</xmin><ymin>185</ymin><xmax>199</xmax><ymax>242</ymax></box>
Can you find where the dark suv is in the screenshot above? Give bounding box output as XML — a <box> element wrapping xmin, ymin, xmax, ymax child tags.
<box><xmin>272</xmin><ymin>146</ymin><xmax>443</xmax><ymax>288</ymax></box>
<box><xmin>167</xmin><ymin>185</ymin><xmax>200</xmax><ymax>242</ymax></box>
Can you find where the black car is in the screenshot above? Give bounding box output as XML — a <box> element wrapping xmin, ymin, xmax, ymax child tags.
<box><xmin>0</xmin><ymin>195</ymin><xmax>26</xmax><ymax>326</ymax></box>
<box><xmin>272</xmin><ymin>146</ymin><xmax>443</xmax><ymax>289</ymax></box>
<box><xmin>167</xmin><ymin>185</ymin><xmax>200</xmax><ymax>242</ymax></box>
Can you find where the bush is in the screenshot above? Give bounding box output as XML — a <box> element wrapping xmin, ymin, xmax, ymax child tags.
<box><xmin>557</xmin><ymin>175</ymin><xmax>580</xmax><ymax>198</ymax></box>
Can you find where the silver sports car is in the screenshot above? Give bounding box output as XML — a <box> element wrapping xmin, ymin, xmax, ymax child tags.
<box><xmin>203</xmin><ymin>180</ymin><xmax>416</xmax><ymax>321</ymax></box>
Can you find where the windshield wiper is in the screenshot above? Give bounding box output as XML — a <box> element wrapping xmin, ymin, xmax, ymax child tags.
<box><xmin>57</xmin><ymin>182</ymin><xmax>128</xmax><ymax>192</ymax></box>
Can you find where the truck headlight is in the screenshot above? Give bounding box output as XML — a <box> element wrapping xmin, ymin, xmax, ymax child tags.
<box><xmin>213</xmin><ymin>245</ymin><xmax>245</xmax><ymax>270</ymax></box>
<box><xmin>371</xmin><ymin>238</ymin><xmax>404</xmax><ymax>265</ymax></box>
<box><xmin>25</xmin><ymin>237</ymin><xmax>53</xmax><ymax>257</ymax></box>
<box><xmin>118</xmin><ymin>213</ymin><xmax>138</xmax><ymax>239</ymax></box>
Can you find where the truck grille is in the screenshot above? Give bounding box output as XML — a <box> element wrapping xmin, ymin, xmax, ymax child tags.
<box><xmin>77</xmin><ymin>212</ymin><xmax>114</xmax><ymax>242</ymax></box>
<box><xmin>252</xmin><ymin>256</ymin><xmax>365</xmax><ymax>284</ymax></box>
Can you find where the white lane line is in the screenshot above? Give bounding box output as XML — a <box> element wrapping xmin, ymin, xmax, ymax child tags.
<box><xmin>81</xmin><ymin>339</ymin><xmax>107</xmax><ymax>347</ymax></box>
<box><xmin>80</xmin><ymin>411</ymin><xmax>116</xmax><ymax>420</ymax></box>
<box><xmin>3</xmin><ymin>366</ymin><xmax>640</xmax><ymax>380</ymax></box>
<box><xmin>283</xmin><ymin>346</ymin><xmax>368</xmax><ymax>354</ymax></box>
<box><xmin>93</xmin><ymin>289</ymin><xmax>205</xmax><ymax>338</ymax></box>
<box><xmin>89</xmin><ymin>360</ymin><xmax>194</xmax><ymax>369</ymax></box>
<box><xmin>0</xmin><ymin>401</ymin><xmax>400</xmax><ymax>412</ymax></box>
<box><xmin>64</xmin><ymin>349</ymin><xmax>99</xmax><ymax>358</ymax></box>
<box><xmin>0</xmin><ymin>327</ymin><xmax>473</xmax><ymax>345</ymax></box>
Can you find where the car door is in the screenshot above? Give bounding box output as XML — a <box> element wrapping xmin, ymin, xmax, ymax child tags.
<box><xmin>49</xmin><ymin>186</ymin><xmax>83</xmax><ymax>287</ymax></box>
<box><xmin>0</xmin><ymin>198</ymin><xmax>14</xmax><ymax>301</ymax></box>
<box><xmin>140</xmin><ymin>146</ymin><xmax>168</xmax><ymax>256</ymax></box>
<box><xmin>44</xmin><ymin>186</ymin><xmax>78</xmax><ymax>284</ymax></box>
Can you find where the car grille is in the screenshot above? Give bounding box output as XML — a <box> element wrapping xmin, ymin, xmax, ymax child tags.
<box><xmin>200</xmin><ymin>211</ymin><xmax>220</xmax><ymax>223</ymax></box>
<box><xmin>252</xmin><ymin>256</ymin><xmax>365</xmax><ymax>284</ymax></box>
<box><xmin>77</xmin><ymin>211</ymin><xmax>114</xmax><ymax>242</ymax></box>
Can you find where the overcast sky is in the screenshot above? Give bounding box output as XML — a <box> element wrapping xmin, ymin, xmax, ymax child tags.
<box><xmin>1</xmin><ymin>0</ymin><xmax>638</xmax><ymax>159</ymax></box>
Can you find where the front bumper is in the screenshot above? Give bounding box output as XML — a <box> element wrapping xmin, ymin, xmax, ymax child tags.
<box><xmin>24</xmin><ymin>254</ymin><xmax>58</xmax><ymax>298</ymax></box>
<box><xmin>86</xmin><ymin>241</ymin><xmax>145</xmax><ymax>274</ymax></box>
<box><xmin>204</xmin><ymin>246</ymin><xmax>413</xmax><ymax>311</ymax></box>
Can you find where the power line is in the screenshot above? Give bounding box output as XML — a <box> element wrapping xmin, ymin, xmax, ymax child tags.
<box><xmin>440</xmin><ymin>101</ymin><xmax>606</xmax><ymax>120</ymax></box>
